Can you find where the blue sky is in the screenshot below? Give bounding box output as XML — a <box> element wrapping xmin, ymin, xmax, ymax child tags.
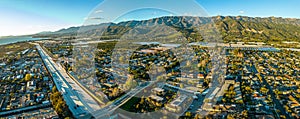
<box><xmin>0</xmin><ymin>0</ymin><xmax>299</xmax><ymax>36</ymax></box>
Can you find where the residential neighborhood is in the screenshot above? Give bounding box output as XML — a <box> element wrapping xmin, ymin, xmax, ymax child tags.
<box><xmin>39</xmin><ymin>38</ymin><xmax>300</xmax><ymax>119</ymax></box>
<box><xmin>1</xmin><ymin>1</ymin><xmax>300</xmax><ymax>118</ymax></box>
<box><xmin>0</xmin><ymin>44</ymin><xmax>59</xmax><ymax>118</ymax></box>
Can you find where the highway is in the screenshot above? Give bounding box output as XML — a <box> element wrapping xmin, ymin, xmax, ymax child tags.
<box><xmin>35</xmin><ymin>44</ymin><xmax>100</xmax><ymax>118</ymax></box>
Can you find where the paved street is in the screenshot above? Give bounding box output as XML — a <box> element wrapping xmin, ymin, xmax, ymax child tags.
<box><xmin>252</xmin><ymin>62</ymin><xmax>291</xmax><ymax>119</ymax></box>
<box><xmin>0</xmin><ymin>102</ymin><xmax>51</xmax><ymax>116</ymax></box>
<box><xmin>261</xmin><ymin>75</ymin><xmax>291</xmax><ymax>119</ymax></box>
<box><xmin>36</xmin><ymin>44</ymin><xmax>101</xmax><ymax>118</ymax></box>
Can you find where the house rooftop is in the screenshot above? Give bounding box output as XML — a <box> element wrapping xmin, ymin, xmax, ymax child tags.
<box><xmin>149</xmin><ymin>95</ymin><xmax>164</xmax><ymax>102</ymax></box>
<box><xmin>170</xmin><ymin>95</ymin><xmax>187</xmax><ymax>107</ymax></box>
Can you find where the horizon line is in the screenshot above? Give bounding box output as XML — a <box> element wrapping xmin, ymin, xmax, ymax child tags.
<box><xmin>1</xmin><ymin>15</ymin><xmax>299</xmax><ymax>37</ymax></box>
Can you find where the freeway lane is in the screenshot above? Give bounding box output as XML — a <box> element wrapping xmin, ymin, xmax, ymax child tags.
<box><xmin>36</xmin><ymin>44</ymin><xmax>100</xmax><ymax>118</ymax></box>
<box><xmin>55</xmin><ymin>61</ymin><xmax>100</xmax><ymax>112</ymax></box>
<box><xmin>37</xmin><ymin>45</ymin><xmax>87</xmax><ymax>117</ymax></box>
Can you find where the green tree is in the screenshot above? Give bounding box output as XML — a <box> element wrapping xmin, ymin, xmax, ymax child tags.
<box><xmin>125</xmin><ymin>77</ymin><xmax>138</xmax><ymax>90</ymax></box>
<box><xmin>119</xmin><ymin>56</ymin><xmax>125</xmax><ymax>63</ymax></box>
<box><xmin>25</xmin><ymin>74</ymin><xmax>32</xmax><ymax>81</ymax></box>
<box><xmin>185</xmin><ymin>111</ymin><xmax>192</xmax><ymax>117</ymax></box>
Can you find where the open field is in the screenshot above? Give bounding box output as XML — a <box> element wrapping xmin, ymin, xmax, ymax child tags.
<box><xmin>0</xmin><ymin>42</ymin><xmax>34</xmax><ymax>56</ymax></box>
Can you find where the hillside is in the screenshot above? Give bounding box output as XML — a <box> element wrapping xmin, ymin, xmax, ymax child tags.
<box><xmin>34</xmin><ymin>16</ymin><xmax>300</xmax><ymax>44</ymax></box>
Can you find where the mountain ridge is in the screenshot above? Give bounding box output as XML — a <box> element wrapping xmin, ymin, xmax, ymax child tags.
<box><xmin>33</xmin><ymin>16</ymin><xmax>300</xmax><ymax>43</ymax></box>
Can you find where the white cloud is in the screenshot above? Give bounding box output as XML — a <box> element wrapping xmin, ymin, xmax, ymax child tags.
<box><xmin>94</xmin><ymin>10</ymin><xmax>104</xmax><ymax>13</ymax></box>
<box><xmin>85</xmin><ymin>17</ymin><xmax>105</xmax><ymax>20</ymax></box>
<box><xmin>239</xmin><ymin>10</ymin><xmax>245</xmax><ymax>14</ymax></box>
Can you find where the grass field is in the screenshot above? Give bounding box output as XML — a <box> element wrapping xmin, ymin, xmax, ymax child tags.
<box><xmin>0</xmin><ymin>42</ymin><xmax>34</xmax><ymax>56</ymax></box>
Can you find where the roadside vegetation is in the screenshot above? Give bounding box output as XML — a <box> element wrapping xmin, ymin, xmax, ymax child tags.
<box><xmin>50</xmin><ymin>86</ymin><xmax>73</xmax><ymax>118</ymax></box>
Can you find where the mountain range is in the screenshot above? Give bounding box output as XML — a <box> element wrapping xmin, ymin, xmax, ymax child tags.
<box><xmin>34</xmin><ymin>16</ymin><xmax>300</xmax><ymax>43</ymax></box>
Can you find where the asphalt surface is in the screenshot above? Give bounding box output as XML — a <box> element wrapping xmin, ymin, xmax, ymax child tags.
<box><xmin>36</xmin><ymin>45</ymin><xmax>100</xmax><ymax>118</ymax></box>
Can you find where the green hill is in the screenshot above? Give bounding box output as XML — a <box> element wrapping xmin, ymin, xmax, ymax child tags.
<box><xmin>34</xmin><ymin>16</ymin><xmax>300</xmax><ymax>46</ymax></box>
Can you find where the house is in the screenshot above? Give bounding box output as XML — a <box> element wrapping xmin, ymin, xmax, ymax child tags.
<box><xmin>206</xmin><ymin>74</ymin><xmax>213</xmax><ymax>79</ymax></box>
<box><xmin>187</xmin><ymin>73</ymin><xmax>195</xmax><ymax>78</ymax></box>
<box><xmin>43</xmin><ymin>76</ymin><xmax>49</xmax><ymax>81</ymax></box>
<box><xmin>166</xmin><ymin>95</ymin><xmax>187</xmax><ymax>112</ymax></box>
<box><xmin>27</xmin><ymin>81</ymin><xmax>36</xmax><ymax>91</ymax></box>
<box><xmin>225</xmin><ymin>78</ymin><xmax>235</xmax><ymax>84</ymax></box>
<box><xmin>20</xmin><ymin>86</ymin><xmax>25</xmax><ymax>93</ymax></box>
<box><xmin>152</xmin><ymin>87</ymin><xmax>165</xmax><ymax>96</ymax></box>
<box><xmin>103</xmin><ymin>83</ymin><xmax>117</xmax><ymax>88</ymax></box>
<box><xmin>10</xmin><ymin>98</ymin><xmax>20</xmax><ymax>109</ymax></box>
<box><xmin>149</xmin><ymin>95</ymin><xmax>164</xmax><ymax>106</ymax></box>
<box><xmin>197</xmin><ymin>74</ymin><xmax>205</xmax><ymax>79</ymax></box>
<box><xmin>26</xmin><ymin>94</ymin><xmax>34</xmax><ymax>106</ymax></box>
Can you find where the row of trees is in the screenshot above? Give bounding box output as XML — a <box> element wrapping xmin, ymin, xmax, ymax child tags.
<box><xmin>50</xmin><ymin>86</ymin><xmax>73</xmax><ymax>118</ymax></box>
